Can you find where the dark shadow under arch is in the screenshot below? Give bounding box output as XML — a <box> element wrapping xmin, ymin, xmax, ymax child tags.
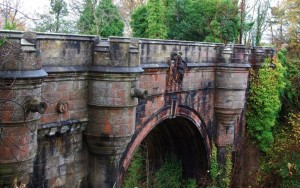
<box><xmin>118</xmin><ymin>106</ymin><xmax>211</xmax><ymax>186</ymax></box>
<box><xmin>142</xmin><ymin>117</ymin><xmax>208</xmax><ymax>180</ymax></box>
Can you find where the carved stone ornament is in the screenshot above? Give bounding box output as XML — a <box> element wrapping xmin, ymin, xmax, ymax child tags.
<box><xmin>57</xmin><ymin>101</ymin><xmax>68</xmax><ymax>113</ymax></box>
<box><xmin>167</xmin><ymin>51</ymin><xmax>187</xmax><ymax>89</ymax></box>
<box><xmin>25</xmin><ymin>97</ymin><xmax>47</xmax><ymax>114</ymax></box>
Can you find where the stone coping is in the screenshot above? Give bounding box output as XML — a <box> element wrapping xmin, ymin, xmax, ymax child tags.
<box><xmin>0</xmin><ymin>30</ymin><xmax>273</xmax><ymax>50</ymax></box>
<box><xmin>0</xmin><ymin>69</ymin><xmax>48</xmax><ymax>79</ymax></box>
<box><xmin>0</xmin><ymin>30</ymin><xmax>96</xmax><ymax>41</ymax></box>
<box><xmin>38</xmin><ymin>118</ymin><xmax>87</xmax><ymax>137</ymax></box>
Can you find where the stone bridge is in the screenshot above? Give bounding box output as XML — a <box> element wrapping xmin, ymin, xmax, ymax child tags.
<box><xmin>0</xmin><ymin>31</ymin><xmax>272</xmax><ymax>187</ymax></box>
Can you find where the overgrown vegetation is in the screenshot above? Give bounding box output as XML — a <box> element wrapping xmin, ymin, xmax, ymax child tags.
<box><xmin>0</xmin><ymin>36</ymin><xmax>6</xmax><ymax>47</ymax></box>
<box><xmin>259</xmin><ymin>113</ymin><xmax>300</xmax><ymax>187</ymax></box>
<box><xmin>210</xmin><ymin>143</ymin><xmax>219</xmax><ymax>186</ymax></box>
<box><xmin>246</xmin><ymin>53</ymin><xmax>286</xmax><ymax>152</ymax></box>
<box><xmin>77</xmin><ymin>0</ymin><xmax>124</xmax><ymax>37</ymax></box>
<box><xmin>123</xmin><ymin>148</ymin><xmax>198</xmax><ymax>188</ymax></box>
<box><xmin>131</xmin><ymin>0</ymin><xmax>241</xmax><ymax>43</ymax></box>
<box><xmin>209</xmin><ymin>144</ymin><xmax>232</xmax><ymax>188</ymax></box>
<box><xmin>245</xmin><ymin>48</ymin><xmax>300</xmax><ymax>187</ymax></box>
<box><xmin>257</xmin><ymin>50</ymin><xmax>300</xmax><ymax>187</ymax></box>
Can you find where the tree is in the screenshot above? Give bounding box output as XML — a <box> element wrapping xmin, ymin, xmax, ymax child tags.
<box><xmin>130</xmin><ymin>0</ymin><xmax>240</xmax><ymax>43</ymax></box>
<box><xmin>77</xmin><ymin>0</ymin><xmax>124</xmax><ymax>37</ymax></box>
<box><xmin>283</xmin><ymin>0</ymin><xmax>300</xmax><ymax>57</ymax></box>
<box><xmin>131</xmin><ymin>5</ymin><xmax>148</xmax><ymax>38</ymax></box>
<box><xmin>204</xmin><ymin>0</ymin><xmax>240</xmax><ymax>43</ymax></box>
<box><xmin>115</xmin><ymin>0</ymin><xmax>146</xmax><ymax>36</ymax></box>
<box><xmin>50</xmin><ymin>0</ymin><xmax>68</xmax><ymax>32</ymax></box>
<box><xmin>146</xmin><ymin>0</ymin><xmax>167</xmax><ymax>39</ymax></box>
<box><xmin>77</xmin><ymin>0</ymin><xmax>97</xmax><ymax>34</ymax></box>
<box><xmin>0</xmin><ymin>0</ymin><xmax>28</xmax><ymax>30</ymax></box>
<box><xmin>34</xmin><ymin>0</ymin><xmax>76</xmax><ymax>33</ymax></box>
<box><xmin>246</xmin><ymin>54</ymin><xmax>286</xmax><ymax>152</ymax></box>
<box><xmin>253</xmin><ymin>0</ymin><xmax>270</xmax><ymax>46</ymax></box>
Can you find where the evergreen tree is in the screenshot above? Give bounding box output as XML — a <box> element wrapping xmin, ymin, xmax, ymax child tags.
<box><xmin>34</xmin><ymin>0</ymin><xmax>76</xmax><ymax>33</ymax></box>
<box><xmin>204</xmin><ymin>0</ymin><xmax>240</xmax><ymax>43</ymax></box>
<box><xmin>131</xmin><ymin>5</ymin><xmax>148</xmax><ymax>38</ymax></box>
<box><xmin>77</xmin><ymin>0</ymin><xmax>96</xmax><ymax>34</ymax></box>
<box><xmin>130</xmin><ymin>0</ymin><xmax>240</xmax><ymax>43</ymax></box>
<box><xmin>51</xmin><ymin>0</ymin><xmax>68</xmax><ymax>32</ymax></box>
<box><xmin>146</xmin><ymin>0</ymin><xmax>167</xmax><ymax>39</ymax></box>
<box><xmin>77</xmin><ymin>0</ymin><xmax>124</xmax><ymax>37</ymax></box>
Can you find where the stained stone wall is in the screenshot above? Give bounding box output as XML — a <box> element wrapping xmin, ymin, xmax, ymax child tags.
<box><xmin>0</xmin><ymin>31</ymin><xmax>274</xmax><ymax>188</ymax></box>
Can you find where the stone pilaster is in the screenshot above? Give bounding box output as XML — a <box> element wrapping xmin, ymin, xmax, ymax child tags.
<box><xmin>86</xmin><ymin>37</ymin><xmax>145</xmax><ymax>188</ymax></box>
<box><xmin>0</xmin><ymin>31</ymin><xmax>47</xmax><ymax>187</ymax></box>
<box><xmin>215</xmin><ymin>44</ymin><xmax>250</xmax><ymax>150</ymax></box>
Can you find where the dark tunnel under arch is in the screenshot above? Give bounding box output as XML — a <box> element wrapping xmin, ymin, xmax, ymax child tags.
<box><xmin>122</xmin><ymin>116</ymin><xmax>209</xmax><ymax>185</ymax></box>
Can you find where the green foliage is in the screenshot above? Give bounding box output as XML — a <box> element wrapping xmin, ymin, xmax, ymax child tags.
<box><xmin>50</xmin><ymin>0</ymin><xmax>68</xmax><ymax>32</ymax></box>
<box><xmin>203</xmin><ymin>0</ymin><xmax>240</xmax><ymax>43</ymax></box>
<box><xmin>280</xmin><ymin>49</ymin><xmax>300</xmax><ymax>112</ymax></box>
<box><xmin>0</xmin><ymin>37</ymin><xmax>7</xmax><ymax>47</ymax></box>
<box><xmin>123</xmin><ymin>148</ymin><xmax>144</xmax><ymax>188</ymax></box>
<box><xmin>131</xmin><ymin>5</ymin><xmax>148</xmax><ymax>38</ymax></box>
<box><xmin>33</xmin><ymin>0</ymin><xmax>76</xmax><ymax>33</ymax></box>
<box><xmin>96</xmin><ymin>0</ymin><xmax>124</xmax><ymax>37</ymax></box>
<box><xmin>246</xmin><ymin>52</ymin><xmax>286</xmax><ymax>152</ymax></box>
<box><xmin>130</xmin><ymin>0</ymin><xmax>240</xmax><ymax>43</ymax></box>
<box><xmin>254</xmin><ymin>47</ymin><xmax>300</xmax><ymax>187</ymax></box>
<box><xmin>77</xmin><ymin>0</ymin><xmax>95</xmax><ymax>34</ymax></box>
<box><xmin>123</xmin><ymin>148</ymin><xmax>198</xmax><ymax>187</ymax></box>
<box><xmin>210</xmin><ymin>143</ymin><xmax>219</xmax><ymax>184</ymax></box>
<box><xmin>145</xmin><ymin>0</ymin><xmax>167</xmax><ymax>39</ymax></box>
<box><xmin>208</xmin><ymin>144</ymin><xmax>232</xmax><ymax>188</ymax></box>
<box><xmin>155</xmin><ymin>154</ymin><xmax>182</xmax><ymax>188</ymax></box>
<box><xmin>184</xmin><ymin>178</ymin><xmax>198</xmax><ymax>188</ymax></box>
<box><xmin>78</xmin><ymin>0</ymin><xmax>124</xmax><ymax>37</ymax></box>
<box><xmin>259</xmin><ymin>113</ymin><xmax>300</xmax><ymax>187</ymax></box>
<box><xmin>3</xmin><ymin>20</ymin><xmax>17</xmax><ymax>30</ymax></box>
<box><xmin>224</xmin><ymin>146</ymin><xmax>233</xmax><ymax>188</ymax></box>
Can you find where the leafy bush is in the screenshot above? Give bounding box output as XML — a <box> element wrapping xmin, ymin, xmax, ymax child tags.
<box><xmin>155</xmin><ymin>154</ymin><xmax>182</xmax><ymax>188</ymax></box>
<box><xmin>259</xmin><ymin>113</ymin><xmax>300</xmax><ymax>187</ymax></box>
<box><xmin>123</xmin><ymin>148</ymin><xmax>144</xmax><ymax>188</ymax></box>
<box><xmin>123</xmin><ymin>149</ymin><xmax>199</xmax><ymax>187</ymax></box>
<box><xmin>246</xmin><ymin>53</ymin><xmax>286</xmax><ymax>152</ymax></box>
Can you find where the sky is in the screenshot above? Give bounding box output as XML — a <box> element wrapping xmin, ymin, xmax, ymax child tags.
<box><xmin>22</xmin><ymin>0</ymin><xmax>52</xmax><ymax>17</ymax></box>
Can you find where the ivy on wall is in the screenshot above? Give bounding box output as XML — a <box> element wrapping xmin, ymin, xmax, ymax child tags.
<box><xmin>246</xmin><ymin>52</ymin><xmax>286</xmax><ymax>152</ymax></box>
<box><xmin>0</xmin><ymin>36</ymin><xmax>7</xmax><ymax>47</ymax></box>
<box><xmin>209</xmin><ymin>144</ymin><xmax>232</xmax><ymax>188</ymax></box>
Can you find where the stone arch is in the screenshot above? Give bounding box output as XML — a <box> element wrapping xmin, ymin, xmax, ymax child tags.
<box><xmin>117</xmin><ymin>105</ymin><xmax>211</xmax><ymax>186</ymax></box>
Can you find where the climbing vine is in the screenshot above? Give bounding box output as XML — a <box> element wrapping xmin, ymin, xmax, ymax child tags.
<box><xmin>246</xmin><ymin>53</ymin><xmax>286</xmax><ymax>152</ymax></box>
<box><xmin>0</xmin><ymin>36</ymin><xmax>7</xmax><ymax>47</ymax></box>
<box><xmin>123</xmin><ymin>147</ymin><xmax>144</xmax><ymax>188</ymax></box>
<box><xmin>224</xmin><ymin>145</ymin><xmax>233</xmax><ymax>188</ymax></box>
<box><xmin>210</xmin><ymin>143</ymin><xmax>219</xmax><ymax>186</ymax></box>
<box><xmin>209</xmin><ymin>144</ymin><xmax>233</xmax><ymax>188</ymax></box>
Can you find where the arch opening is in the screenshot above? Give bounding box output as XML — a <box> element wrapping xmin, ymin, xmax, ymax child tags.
<box><xmin>123</xmin><ymin>116</ymin><xmax>209</xmax><ymax>186</ymax></box>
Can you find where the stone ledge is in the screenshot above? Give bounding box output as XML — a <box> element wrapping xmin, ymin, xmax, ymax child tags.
<box><xmin>0</xmin><ymin>70</ymin><xmax>48</xmax><ymax>79</ymax></box>
<box><xmin>38</xmin><ymin>118</ymin><xmax>87</xmax><ymax>137</ymax></box>
<box><xmin>43</xmin><ymin>66</ymin><xmax>89</xmax><ymax>73</ymax></box>
<box><xmin>89</xmin><ymin>66</ymin><xmax>144</xmax><ymax>73</ymax></box>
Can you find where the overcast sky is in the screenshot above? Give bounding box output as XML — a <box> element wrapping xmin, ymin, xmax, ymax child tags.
<box><xmin>22</xmin><ymin>0</ymin><xmax>52</xmax><ymax>16</ymax></box>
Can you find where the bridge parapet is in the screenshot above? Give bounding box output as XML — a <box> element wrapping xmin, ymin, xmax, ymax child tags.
<box><xmin>0</xmin><ymin>31</ymin><xmax>277</xmax><ymax>187</ymax></box>
<box><xmin>250</xmin><ymin>46</ymin><xmax>276</xmax><ymax>71</ymax></box>
<box><xmin>138</xmin><ymin>39</ymin><xmax>226</xmax><ymax>66</ymax></box>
